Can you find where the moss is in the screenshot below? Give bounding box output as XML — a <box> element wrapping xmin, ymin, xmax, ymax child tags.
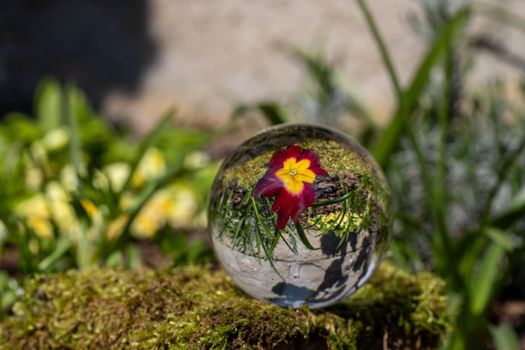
<box><xmin>222</xmin><ymin>139</ymin><xmax>375</xmax><ymax>189</ymax></box>
<box><xmin>0</xmin><ymin>263</ymin><xmax>449</xmax><ymax>349</ymax></box>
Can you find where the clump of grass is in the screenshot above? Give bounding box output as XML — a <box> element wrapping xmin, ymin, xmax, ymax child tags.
<box><xmin>0</xmin><ymin>262</ymin><xmax>449</xmax><ymax>349</ymax></box>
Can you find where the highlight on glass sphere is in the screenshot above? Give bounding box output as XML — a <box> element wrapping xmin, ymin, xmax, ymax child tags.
<box><xmin>208</xmin><ymin>124</ymin><xmax>392</xmax><ymax>309</ymax></box>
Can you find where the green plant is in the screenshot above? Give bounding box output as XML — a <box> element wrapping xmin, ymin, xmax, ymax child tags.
<box><xmin>0</xmin><ymin>79</ymin><xmax>219</xmax><ymax>314</ymax></box>
<box><xmin>234</xmin><ymin>0</ymin><xmax>525</xmax><ymax>348</ymax></box>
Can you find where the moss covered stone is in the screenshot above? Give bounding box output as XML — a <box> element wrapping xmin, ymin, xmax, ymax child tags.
<box><xmin>0</xmin><ymin>263</ymin><xmax>449</xmax><ymax>349</ymax></box>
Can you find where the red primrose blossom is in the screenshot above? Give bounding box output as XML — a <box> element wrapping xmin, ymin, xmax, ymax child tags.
<box><xmin>254</xmin><ymin>145</ymin><xmax>328</xmax><ymax>229</ymax></box>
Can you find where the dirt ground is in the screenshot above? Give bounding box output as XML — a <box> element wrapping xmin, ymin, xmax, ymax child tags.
<box><xmin>101</xmin><ymin>0</ymin><xmax>525</xmax><ymax>131</ymax></box>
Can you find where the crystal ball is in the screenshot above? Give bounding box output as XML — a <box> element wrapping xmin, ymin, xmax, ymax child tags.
<box><xmin>208</xmin><ymin>124</ymin><xmax>391</xmax><ymax>309</ymax></box>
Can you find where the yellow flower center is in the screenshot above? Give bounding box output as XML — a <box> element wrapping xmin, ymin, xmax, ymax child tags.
<box><xmin>275</xmin><ymin>158</ymin><xmax>316</xmax><ymax>195</ymax></box>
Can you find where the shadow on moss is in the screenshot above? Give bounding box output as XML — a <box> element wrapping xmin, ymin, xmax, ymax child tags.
<box><xmin>0</xmin><ymin>263</ymin><xmax>449</xmax><ymax>349</ymax></box>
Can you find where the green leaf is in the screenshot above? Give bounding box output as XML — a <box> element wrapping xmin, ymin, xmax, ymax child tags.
<box><xmin>484</xmin><ymin>227</ymin><xmax>514</xmax><ymax>252</ymax></box>
<box><xmin>389</xmin><ymin>241</ymin><xmax>424</xmax><ymax>272</ymax></box>
<box><xmin>38</xmin><ymin>236</ymin><xmax>73</xmax><ymax>272</ymax></box>
<box><xmin>355</xmin><ymin>0</ymin><xmax>402</xmax><ymax>98</ymax></box>
<box><xmin>233</xmin><ymin>103</ymin><xmax>290</xmax><ymax>125</ymax></box>
<box><xmin>489</xmin><ymin>323</ymin><xmax>521</xmax><ymax>350</ymax></box>
<box><xmin>491</xmin><ymin>196</ymin><xmax>525</xmax><ymax>229</ymax></box>
<box><xmin>105</xmin><ymin>251</ymin><xmax>123</xmax><ymax>268</ymax></box>
<box><xmin>35</xmin><ymin>78</ymin><xmax>62</xmax><ymax>131</ymax></box>
<box><xmin>76</xmin><ymin>223</ymin><xmax>90</xmax><ymax>269</ymax></box>
<box><xmin>294</xmin><ymin>222</ymin><xmax>316</xmax><ymax>250</ymax></box>
<box><xmin>0</xmin><ymin>113</ymin><xmax>42</xmax><ymax>142</ymax></box>
<box><xmin>258</xmin><ymin>103</ymin><xmax>290</xmax><ymax>125</ymax></box>
<box><xmin>469</xmin><ymin>242</ymin><xmax>505</xmax><ymax>316</ymax></box>
<box><xmin>65</xmin><ymin>84</ymin><xmax>84</xmax><ymax>179</ymax></box>
<box><xmin>118</xmin><ymin>108</ymin><xmax>176</xmax><ymax>195</ymax></box>
<box><xmin>372</xmin><ymin>8</ymin><xmax>470</xmax><ymax>167</ymax></box>
<box><xmin>65</xmin><ymin>84</ymin><xmax>93</xmax><ymax>123</ymax></box>
<box><xmin>125</xmin><ymin>245</ymin><xmax>141</xmax><ymax>269</ymax></box>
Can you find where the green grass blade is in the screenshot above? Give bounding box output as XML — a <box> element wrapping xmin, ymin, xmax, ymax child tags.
<box><xmin>105</xmin><ymin>251</ymin><xmax>123</xmax><ymax>268</ymax></box>
<box><xmin>76</xmin><ymin>223</ymin><xmax>90</xmax><ymax>269</ymax></box>
<box><xmin>469</xmin><ymin>241</ymin><xmax>505</xmax><ymax>317</ymax></box>
<box><xmin>372</xmin><ymin>8</ymin><xmax>470</xmax><ymax>167</ymax></box>
<box><xmin>125</xmin><ymin>245</ymin><xmax>142</xmax><ymax>269</ymax></box>
<box><xmin>491</xmin><ymin>200</ymin><xmax>525</xmax><ymax>229</ymax></box>
<box><xmin>484</xmin><ymin>227</ymin><xmax>514</xmax><ymax>252</ymax></box>
<box><xmin>294</xmin><ymin>222</ymin><xmax>316</xmax><ymax>250</ymax></box>
<box><xmin>489</xmin><ymin>323</ymin><xmax>521</xmax><ymax>350</ymax></box>
<box><xmin>35</xmin><ymin>78</ymin><xmax>62</xmax><ymax>131</ymax></box>
<box><xmin>232</xmin><ymin>102</ymin><xmax>290</xmax><ymax>125</ymax></box>
<box><xmin>258</xmin><ymin>103</ymin><xmax>290</xmax><ymax>125</ymax></box>
<box><xmin>65</xmin><ymin>84</ymin><xmax>84</xmax><ymax>179</ymax></box>
<box><xmin>250</xmin><ymin>197</ymin><xmax>285</xmax><ymax>279</ymax></box>
<box><xmin>38</xmin><ymin>236</ymin><xmax>73</xmax><ymax>272</ymax></box>
<box><xmin>355</xmin><ymin>0</ymin><xmax>402</xmax><ymax>99</ymax></box>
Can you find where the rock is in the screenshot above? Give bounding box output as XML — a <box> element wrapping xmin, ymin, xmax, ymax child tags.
<box><xmin>1</xmin><ymin>1</ymin><xmax>525</xmax><ymax>130</ymax></box>
<box><xmin>0</xmin><ymin>263</ymin><xmax>450</xmax><ymax>349</ymax></box>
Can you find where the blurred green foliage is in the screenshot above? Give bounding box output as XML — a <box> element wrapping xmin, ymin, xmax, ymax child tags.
<box><xmin>0</xmin><ymin>79</ymin><xmax>219</xmax><ymax>316</ymax></box>
<box><xmin>234</xmin><ymin>1</ymin><xmax>525</xmax><ymax>349</ymax></box>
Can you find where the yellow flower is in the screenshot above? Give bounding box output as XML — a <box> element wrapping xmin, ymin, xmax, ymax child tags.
<box><xmin>103</xmin><ymin>163</ymin><xmax>130</xmax><ymax>192</ymax></box>
<box><xmin>45</xmin><ymin>182</ymin><xmax>79</xmax><ymax>235</ymax></box>
<box><xmin>166</xmin><ymin>184</ymin><xmax>198</xmax><ymax>226</ymax></box>
<box><xmin>25</xmin><ymin>166</ymin><xmax>43</xmax><ymax>190</ymax></box>
<box><xmin>80</xmin><ymin>199</ymin><xmax>97</xmax><ymax>218</ymax></box>
<box><xmin>131</xmin><ymin>190</ymin><xmax>171</xmax><ymax>238</ymax></box>
<box><xmin>275</xmin><ymin>158</ymin><xmax>316</xmax><ymax>194</ymax></box>
<box><xmin>30</xmin><ymin>141</ymin><xmax>47</xmax><ymax>164</ymax></box>
<box><xmin>184</xmin><ymin>151</ymin><xmax>210</xmax><ymax>170</ymax></box>
<box><xmin>0</xmin><ymin>220</ymin><xmax>6</xmax><ymax>242</ymax></box>
<box><xmin>14</xmin><ymin>194</ymin><xmax>52</xmax><ymax>238</ymax></box>
<box><xmin>43</xmin><ymin>128</ymin><xmax>68</xmax><ymax>151</ymax></box>
<box><xmin>132</xmin><ymin>214</ymin><xmax>158</xmax><ymax>239</ymax></box>
<box><xmin>130</xmin><ymin>183</ymin><xmax>198</xmax><ymax>238</ymax></box>
<box><xmin>107</xmin><ymin>215</ymin><xmax>128</xmax><ymax>239</ymax></box>
<box><xmin>132</xmin><ymin>148</ymin><xmax>166</xmax><ymax>188</ymax></box>
<box><xmin>27</xmin><ymin>217</ymin><xmax>53</xmax><ymax>238</ymax></box>
<box><xmin>60</xmin><ymin>165</ymin><xmax>78</xmax><ymax>191</ymax></box>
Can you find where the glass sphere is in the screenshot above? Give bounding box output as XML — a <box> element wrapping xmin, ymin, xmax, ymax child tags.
<box><xmin>208</xmin><ymin>124</ymin><xmax>391</xmax><ymax>309</ymax></box>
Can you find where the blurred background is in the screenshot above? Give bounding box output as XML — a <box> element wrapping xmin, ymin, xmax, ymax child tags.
<box><xmin>3</xmin><ymin>0</ymin><xmax>525</xmax><ymax>128</ymax></box>
<box><xmin>1</xmin><ymin>0</ymin><xmax>525</xmax><ymax>349</ymax></box>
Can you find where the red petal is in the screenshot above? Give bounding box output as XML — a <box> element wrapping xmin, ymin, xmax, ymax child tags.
<box><xmin>276</xmin><ymin>209</ymin><xmax>290</xmax><ymax>230</ymax></box>
<box><xmin>269</xmin><ymin>145</ymin><xmax>302</xmax><ymax>167</ymax></box>
<box><xmin>254</xmin><ymin>168</ymin><xmax>282</xmax><ymax>197</ymax></box>
<box><xmin>298</xmin><ymin>150</ymin><xmax>328</xmax><ymax>177</ymax></box>
<box><xmin>271</xmin><ymin>189</ymin><xmax>287</xmax><ymax>213</ymax></box>
<box><xmin>310</xmin><ymin>166</ymin><xmax>329</xmax><ymax>177</ymax></box>
<box><xmin>270</xmin><ymin>184</ymin><xmax>316</xmax><ymax>229</ymax></box>
<box><xmin>272</xmin><ymin>190</ymin><xmax>295</xmax><ymax>229</ymax></box>
<box><xmin>298</xmin><ymin>149</ymin><xmax>321</xmax><ymax>168</ymax></box>
<box><xmin>293</xmin><ymin>184</ymin><xmax>315</xmax><ymax>221</ymax></box>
